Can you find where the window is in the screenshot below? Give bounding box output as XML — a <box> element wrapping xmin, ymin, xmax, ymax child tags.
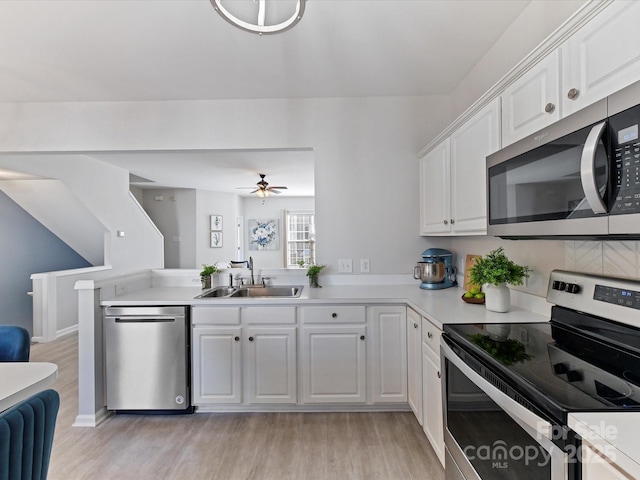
<box><xmin>285</xmin><ymin>210</ymin><xmax>315</xmax><ymax>268</ymax></box>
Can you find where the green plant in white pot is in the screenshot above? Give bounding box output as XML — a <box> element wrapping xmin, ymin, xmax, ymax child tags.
<box><xmin>200</xmin><ymin>263</ymin><xmax>220</xmax><ymax>289</ymax></box>
<box><xmin>468</xmin><ymin>247</ymin><xmax>531</xmax><ymax>313</ymax></box>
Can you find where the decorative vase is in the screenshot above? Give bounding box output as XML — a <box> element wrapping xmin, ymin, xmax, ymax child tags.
<box><xmin>485</xmin><ymin>283</ymin><xmax>510</xmax><ymax>313</ymax></box>
<box><xmin>309</xmin><ymin>275</ymin><xmax>321</xmax><ymax>288</ymax></box>
<box><xmin>201</xmin><ymin>275</ymin><xmax>212</xmax><ymax>290</ymax></box>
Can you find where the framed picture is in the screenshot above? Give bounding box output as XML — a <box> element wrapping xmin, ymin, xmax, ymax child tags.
<box><xmin>210</xmin><ymin>215</ymin><xmax>223</xmax><ymax>231</ymax></box>
<box><xmin>248</xmin><ymin>218</ymin><xmax>279</xmax><ymax>251</ymax></box>
<box><xmin>210</xmin><ymin>231</ymin><xmax>223</xmax><ymax>248</ymax></box>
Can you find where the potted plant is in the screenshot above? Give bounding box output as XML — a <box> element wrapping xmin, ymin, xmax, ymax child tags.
<box><xmin>200</xmin><ymin>263</ymin><xmax>220</xmax><ymax>289</ymax></box>
<box><xmin>306</xmin><ymin>264</ymin><xmax>326</xmax><ymax>288</ymax></box>
<box><xmin>468</xmin><ymin>247</ymin><xmax>531</xmax><ymax>313</ymax></box>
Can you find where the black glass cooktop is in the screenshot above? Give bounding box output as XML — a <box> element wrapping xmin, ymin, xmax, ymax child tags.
<box><xmin>443</xmin><ymin>306</ymin><xmax>640</xmax><ymax>424</ymax></box>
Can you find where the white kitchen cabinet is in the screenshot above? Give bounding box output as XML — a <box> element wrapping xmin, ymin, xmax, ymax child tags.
<box><xmin>562</xmin><ymin>1</ymin><xmax>640</xmax><ymax>118</ymax></box>
<box><xmin>301</xmin><ymin>306</ymin><xmax>367</xmax><ymax>404</ymax></box>
<box><xmin>406</xmin><ymin>308</ymin><xmax>423</xmax><ymax>425</ymax></box>
<box><xmin>501</xmin><ymin>50</ymin><xmax>561</xmax><ymax>146</ymax></box>
<box><xmin>420</xmin><ymin>139</ymin><xmax>451</xmax><ymax>235</ymax></box>
<box><xmin>421</xmin><ymin>315</ymin><xmax>445</xmax><ymax>467</ymax></box>
<box><xmin>582</xmin><ymin>441</ymin><xmax>635</xmax><ymax>480</ymax></box>
<box><xmin>422</xmin><ymin>342</ymin><xmax>445</xmax><ymax>467</ymax></box>
<box><xmin>245</xmin><ymin>326</ymin><xmax>297</xmax><ymax>404</ymax></box>
<box><xmin>369</xmin><ymin>306</ymin><xmax>407</xmax><ymax>404</ymax></box>
<box><xmin>420</xmin><ymin>98</ymin><xmax>500</xmax><ymax>236</ymax></box>
<box><xmin>192</xmin><ymin>326</ymin><xmax>242</xmax><ymax>404</ymax></box>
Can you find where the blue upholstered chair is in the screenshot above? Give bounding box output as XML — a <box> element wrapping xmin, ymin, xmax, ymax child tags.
<box><xmin>0</xmin><ymin>389</ymin><xmax>60</xmax><ymax>480</ymax></box>
<box><xmin>0</xmin><ymin>327</ymin><xmax>30</xmax><ymax>362</ymax></box>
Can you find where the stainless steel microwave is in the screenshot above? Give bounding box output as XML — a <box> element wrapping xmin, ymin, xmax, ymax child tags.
<box><xmin>487</xmin><ymin>79</ymin><xmax>640</xmax><ymax>239</ymax></box>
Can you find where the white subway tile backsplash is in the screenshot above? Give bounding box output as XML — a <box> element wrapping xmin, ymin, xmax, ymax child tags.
<box><xmin>603</xmin><ymin>241</ymin><xmax>638</xmax><ymax>278</ymax></box>
<box><xmin>573</xmin><ymin>241</ymin><xmax>603</xmax><ymax>274</ymax></box>
<box><xmin>565</xmin><ymin>241</ymin><xmax>640</xmax><ymax>279</ymax></box>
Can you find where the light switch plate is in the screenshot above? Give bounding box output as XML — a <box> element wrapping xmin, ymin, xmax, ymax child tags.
<box><xmin>360</xmin><ymin>259</ymin><xmax>370</xmax><ymax>273</ymax></box>
<box><xmin>338</xmin><ymin>259</ymin><xmax>353</xmax><ymax>273</ymax></box>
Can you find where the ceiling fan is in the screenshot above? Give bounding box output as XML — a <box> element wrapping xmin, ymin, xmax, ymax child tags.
<box><xmin>239</xmin><ymin>173</ymin><xmax>288</xmax><ymax>197</ymax></box>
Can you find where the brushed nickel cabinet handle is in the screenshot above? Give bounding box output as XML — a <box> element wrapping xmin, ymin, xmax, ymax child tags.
<box><xmin>450</xmin><ymin>219</ymin><xmax>455</xmax><ymax>224</ymax></box>
<box><xmin>567</xmin><ymin>88</ymin><xmax>579</xmax><ymax>100</ymax></box>
<box><xmin>444</xmin><ymin>219</ymin><xmax>449</xmax><ymax>225</ymax></box>
<box><xmin>428</xmin><ymin>331</ymin><xmax>433</xmax><ymax>339</ymax></box>
<box><xmin>248</xmin><ymin>336</ymin><xmax>254</xmax><ymax>342</ymax></box>
<box><xmin>234</xmin><ymin>336</ymin><xmax>240</xmax><ymax>342</ymax></box>
<box><xmin>437</xmin><ymin>371</ymin><xmax>441</xmax><ymax>379</ymax></box>
<box><xmin>545</xmin><ymin>102</ymin><xmax>555</xmax><ymax>113</ymax></box>
<box><xmin>413</xmin><ymin>323</ymin><xmax>418</xmax><ymax>329</ymax></box>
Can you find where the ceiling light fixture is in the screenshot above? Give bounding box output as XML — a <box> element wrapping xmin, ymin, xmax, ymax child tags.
<box><xmin>210</xmin><ymin>0</ymin><xmax>306</xmax><ymax>35</ymax></box>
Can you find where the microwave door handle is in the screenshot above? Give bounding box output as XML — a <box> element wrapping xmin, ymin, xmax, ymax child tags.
<box><xmin>580</xmin><ymin>121</ymin><xmax>608</xmax><ymax>214</ymax></box>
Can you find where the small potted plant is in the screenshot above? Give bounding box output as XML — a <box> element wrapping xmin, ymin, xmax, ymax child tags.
<box><xmin>306</xmin><ymin>264</ymin><xmax>326</xmax><ymax>288</ymax></box>
<box><xmin>200</xmin><ymin>263</ymin><xmax>220</xmax><ymax>289</ymax></box>
<box><xmin>469</xmin><ymin>247</ymin><xmax>531</xmax><ymax>313</ymax></box>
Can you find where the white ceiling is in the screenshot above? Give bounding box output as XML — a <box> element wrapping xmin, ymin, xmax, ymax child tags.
<box><xmin>0</xmin><ymin>0</ymin><xmax>532</xmax><ymax>194</ymax></box>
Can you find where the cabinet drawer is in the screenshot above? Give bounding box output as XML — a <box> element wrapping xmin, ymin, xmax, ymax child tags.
<box><xmin>422</xmin><ymin>318</ymin><xmax>441</xmax><ymax>355</ymax></box>
<box><xmin>191</xmin><ymin>307</ymin><xmax>240</xmax><ymax>325</ymax></box>
<box><xmin>242</xmin><ymin>306</ymin><xmax>297</xmax><ymax>324</ymax></box>
<box><xmin>301</xmin><ymin>306</ymin><xmax>366</xmax><ymax>324</ymax></box>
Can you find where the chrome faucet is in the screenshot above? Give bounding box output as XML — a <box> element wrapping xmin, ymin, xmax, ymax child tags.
<box><xmin>249</xmin><ymin>256</ymin><xmax>255</xmax><ymax>285</ymax></box>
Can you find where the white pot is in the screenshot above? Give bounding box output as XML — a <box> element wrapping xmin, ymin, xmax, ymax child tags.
<box><xmin>484</xmin><ymin>283</ymin><xmax>511</xmax><ymax>313</ymax></box>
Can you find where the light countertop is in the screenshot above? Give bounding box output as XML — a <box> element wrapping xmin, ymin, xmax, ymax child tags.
<box><xmin>101</xmin><ymin>283</ymin><xmax>548</xmax><ymax>328</ymax></box>
<box><xmin>0</xmin><ymin>362</ymin><xmax>58</xmax><ymax>412</ymax></box>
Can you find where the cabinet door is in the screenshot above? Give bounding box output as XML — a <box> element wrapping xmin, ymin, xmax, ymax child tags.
<box><xmin>420</xmin><ymin>139</ymin><xmax>451</xmax><ymax>235</ymax></box>
<box><xmin>582</xmin><ymin>442</ymin><xmax>634</xmax><ymax>480</ymax></box>
<box><xmin>422</xmin><ymin>346</ymin><xmax>445</xmax><ymax>467</ymax></box>
<box><xmin>450</xmin><ymin>98</ymin><xmax>500</xmax><ymax>234</ymax></box>
<box><xmin>407</xmin><ymin>308</ymin><xmax>423</xmax><ymax>425</ymax></box>
<box><xmin>192</xmin><ymin>326</ymin><xmax>242</xmax><ymax>404</ymax></box>
<box><xmin>501</xmin><ymin>50</ymin><xmax>561</xmax><ymax>146</ymax></box>
<box><xmin>301</xmin><ymin>325</ymin><xmax>367</xmax><ymax>403</ymax></box>
<box><xmin>245</xmin><ymin>326</ymin><xmax>297</xmax><ymax>404</ymax></box>
<box><xmin>369</xmin><ymin>306</ymin><xmax>407</xmax><ymax>403</ymax></box>
<box><xmin>563</xmin><ymin>1</ymin><xmax>640</xmax><ymax>117</ymax></box>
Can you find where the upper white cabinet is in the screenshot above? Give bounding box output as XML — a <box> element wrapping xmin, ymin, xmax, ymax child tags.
<box><xmin>562</xmin><ymin>0</ymin><xmax>640</xmax><ymax>117</ymax></box>
<box><xmin>501</xmin><ymin>50</ymin><xmax>561</xmax><ymax>146</ymax></box>
<box><xmin>420</xmin><ymin>98</ymin><xmax>500</xmax><ymax>236</ymax></box>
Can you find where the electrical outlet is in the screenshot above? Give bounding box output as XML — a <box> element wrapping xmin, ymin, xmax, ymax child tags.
<box><xmin>360</xmin><ymin>259</ymin><xmax>370</xmax><ymax>273</ymax></box>
<box><xmin>338</xmin><ymin>259</ymin><xmax>353</xmax><ymax>273</ymax></box>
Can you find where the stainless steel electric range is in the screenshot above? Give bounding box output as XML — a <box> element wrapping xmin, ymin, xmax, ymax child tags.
<box><xmin>441</xmin><ymin>270</ymin><xmax>640</xmax><ymax>480</ymax></box>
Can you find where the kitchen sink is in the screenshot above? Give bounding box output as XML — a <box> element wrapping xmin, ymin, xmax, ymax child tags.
<box><xmin>229</xmin><ymin>286</ymin><xmax>302</xmax><ymax>298</ymax></box>
<box><xmin>194</xmin><ymin>286</ymin><xmax>237</xmax><ymax>298</ymax></box>
<box><xmin>195</xmin><ymin>285</ymin><xmax>303</xmax><ymax>299</ymax></box>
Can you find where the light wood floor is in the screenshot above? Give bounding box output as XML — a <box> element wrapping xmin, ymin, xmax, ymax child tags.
<box><xmin>31</xmin><ymin>333</ymin><xmax>444</xmax><ymax>480</ymax></box>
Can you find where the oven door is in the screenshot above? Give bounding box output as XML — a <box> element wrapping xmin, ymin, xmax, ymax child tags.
<box><xmin>441</xmin><ymin>340</ymin><xmax>571</xmax><ymax>480</ymax></box>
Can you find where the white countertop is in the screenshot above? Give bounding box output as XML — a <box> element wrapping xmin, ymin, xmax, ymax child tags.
<box><xmin>102</xmin><ymin>283</ymin><xmax>548</xmax><ymax>328</ymax></box>
<box><xmin>0</xmin><ymin>362</ymin><xmax>58</xmax><ymax>412</ymax></box>
<box><xmin>569</xmin><ymin>412</ymin><xmax>640</xmax><ymax>477</ymax></box>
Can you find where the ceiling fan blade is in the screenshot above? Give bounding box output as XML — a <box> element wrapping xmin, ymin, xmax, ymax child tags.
<box><xmin>268</xmin><ymin>186</ymin><xmax>288</xmax><ymax>190</ymax></box>
<box><xmin>270</xmin><ymin>189</ymin><xmax>283</xmax><ymax>194</ymax></box>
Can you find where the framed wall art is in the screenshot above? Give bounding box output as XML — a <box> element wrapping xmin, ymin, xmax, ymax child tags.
<box><xmin>248</xmin><ymin>218</ymin><xmax>279</xmax><ymax>251</ymax></box>
<box><xmin>210</xmin><ymin>215</ymin><xmax>223</xmax><ymax>231</ymax></box>
<box><xmin>210</xmin><ymin>231</ymin><xmax>223</xmax><ymax>248</ymax></box>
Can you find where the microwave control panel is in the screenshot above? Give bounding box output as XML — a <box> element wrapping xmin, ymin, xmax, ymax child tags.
<box><xmin>610</xmin><ymin>104</ymin><xmax>640</xmax><ymax>215</ymax></box>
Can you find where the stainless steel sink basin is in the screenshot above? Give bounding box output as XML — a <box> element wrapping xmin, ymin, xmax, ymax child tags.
<box><xmin>194</xmin><ymin>286</ymin><xmax>236</xmax><ymax>299</ymax></box>
<box><xmin>230</xmin><ymin>286</ymin><xmax>302</xmax><ymax>298</ymax></box>
<box><xmin>195</xmin><ymin>285</ymin><xmax>303</xmax><ymax>299</ymax></box>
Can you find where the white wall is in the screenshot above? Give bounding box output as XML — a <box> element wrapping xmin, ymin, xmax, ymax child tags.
<box><xmin>242</xmin><ymin>196</ymin><xmax>315</xmax><ymax>269</ymax></box>
<box><xmin>0</xmin><ymin>96</ymin><xmax>450</xmax><ymax>276</ymax></box>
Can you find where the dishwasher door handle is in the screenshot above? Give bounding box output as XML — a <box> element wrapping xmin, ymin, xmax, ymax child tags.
<box><xmin>111</xmin><ymin>316</ymin><xmax>179</xmax><ymax>323</ymax></box>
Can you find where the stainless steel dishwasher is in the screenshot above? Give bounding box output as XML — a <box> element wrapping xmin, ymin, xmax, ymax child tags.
<box><xmin>103</xmin><ymin>306</ymin><xmax>192</xmax><ymax>413</ymax></box>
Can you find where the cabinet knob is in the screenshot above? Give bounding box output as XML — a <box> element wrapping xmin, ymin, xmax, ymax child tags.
<box><xmin>248</xmin><ymin>336</ymin><xmax>254</xmax><ymax>342</ymax></box>
<box><xmin>545</xmin><ymin>102</ymin><xmax>555</xmax><ymax>113</ymax></box>
<box><xmin>360</xmin><ymin>335</ymin><xmax>365</xmax><ymax>341</ymax></box>
<box><xmin>331</xmin><ymin>313</ymin><xmax>337</xmax><ymax>318</ymax></box>
<box><xmin>444</xmin><ymin>219</ymin><xmax>449</xmax><ymax>225</ymax></box>
<box><xmin>437</xmin><ymin>371</ymin><xmax>441</xmax><ymax>379</ymax></box>
<box><xmin>450</xmin><ymin>219</ymin><xmax>455</xmax><ymax>224</ymax></box>
<box><xmin>234</xmin><ymin>336</ymin><xmax>240</xmax><ymax>342</ymax></box>
<box><xmin>427</xmin><ymin>331</ymin><xmax>433</xmax><ymax>339</ymax></box>
<box><xmin>413</xmin><ymin>323</ymin><xmax>418</xmax><ymax>329</ymax></box>
<box><xmin>567</xmin><ymin>88</ymin><xmax>579</xmax><ymax>100</ymax></box>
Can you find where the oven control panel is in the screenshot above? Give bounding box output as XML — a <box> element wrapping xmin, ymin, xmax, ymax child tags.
<box><xmin>548</xmin><ymin>270</ymin><xmax>640</xmax><ymax>328</ymax></box>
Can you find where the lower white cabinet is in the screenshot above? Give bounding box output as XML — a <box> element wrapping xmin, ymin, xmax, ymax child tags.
<box><xmin>581</xmin><ymin>441</ymin><xmax>635</xmax><ymax>480</ymax></box>
<box><xmin>301</xmin><ymin>324</ymin><xmax>367</xmax><ymax>403</ymax></box>
<box><xmin>422</xmin><ymin>315</ymin><xmax>445</xmax><ymax>467</ymax></box>
<box><xmin>192</xmin><ymin>326</ymin><xmax>242</xmax><ymax>404</ymax></box>
<box><xmin>245</xmin><ymin>326</ymin><xmax>297</xmax><ymax>404</ymax></box>
<box><xmin>407</xmin><ymin>308</ymin><xmax>423</xmax><ymax>425</ymax></box>
<box><xmin>369</xmin><ymin>306</ymin><xmax>407</xmax><ymax>403</ymax></box>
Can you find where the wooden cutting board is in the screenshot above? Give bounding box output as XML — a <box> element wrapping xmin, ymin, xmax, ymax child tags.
<box><xmin>463</xmin><ymin>254</ymin><xmax>482</xmax><ymax>291</ymax></box>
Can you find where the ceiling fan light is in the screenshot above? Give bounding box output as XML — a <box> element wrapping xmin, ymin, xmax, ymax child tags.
<box><xmin>210</xmin><ymin>0</ymin><xmax>306</xmax><ymax>36</ymax></box>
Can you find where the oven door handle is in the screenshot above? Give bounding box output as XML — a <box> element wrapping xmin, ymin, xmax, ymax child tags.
<box><xmin>580</xmin><ymin>120</ymin><xmax>608</xmax><ymax>215</ymax></box>
<box><xmin>442</xmin><ymin>341</ymin><xmax>556</xmax><ymax>447</ymax></box>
